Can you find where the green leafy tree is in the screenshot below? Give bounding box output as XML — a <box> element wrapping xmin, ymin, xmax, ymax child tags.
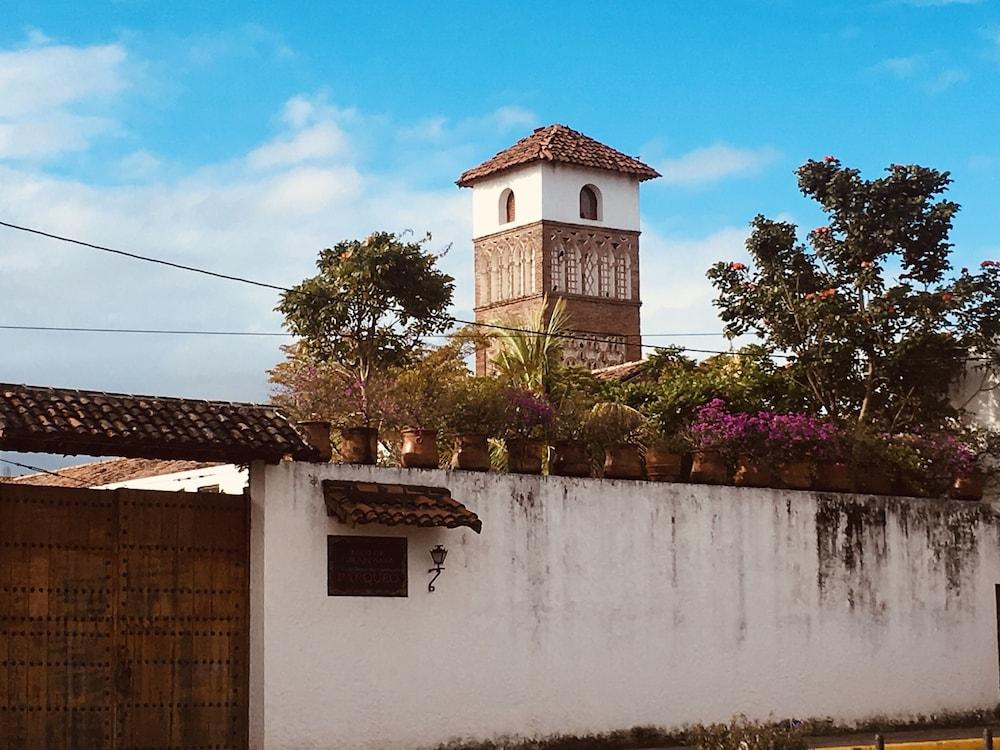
<box><xmin>276</xmin><ymin>231</ymin><xmax>454</xmax><ymax>426</ymax></box>
<box><xmin>708</xmin><ymin>157</ymin><xmax>1000</xmax><ymax>431</ymax></box>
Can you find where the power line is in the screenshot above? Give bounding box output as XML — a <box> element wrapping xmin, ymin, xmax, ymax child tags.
<box><xmin>0</xmin><ymin>324</ymin><xmax>291</xmax><ymax>337</ymax></box>
<box><xmin>0</xmin><ymin>323</ymin><xmax>726</xmax><ymax>339</ymax></box>
<box><xmin>0</xmin><ymin>219</ymin><xmax>773</xmax><ymax>358</ymax></box>
<box><xmin>0</xmin><ymin>220</ymin><xmax>287</xmax><ymax>292</ymax></box>
<box><xmin>0</xmin><ymin>457</ymin><xmax>90</xmax><ymax>487</ymax></box>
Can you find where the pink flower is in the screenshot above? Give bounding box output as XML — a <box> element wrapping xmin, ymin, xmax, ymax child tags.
<box><xmin>981</xmin><ymin>260</ymin><xmax>999</xmax><ymax>268</ymax></box>
<box><xmin>823</xmin><ymin>155</ymin><xmax>836</xmax><ymax>163</ymax></box>
<box><xmin>814</xmin><ymin>226</ymin><xmax>830</xmax><ymax>234</ymax></box>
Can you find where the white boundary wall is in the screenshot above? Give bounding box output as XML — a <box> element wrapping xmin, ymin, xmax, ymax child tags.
<box><xmin>249</xmin><ymin>462</ymin><xmax>1000</xmax><ymax>750</ymax></box>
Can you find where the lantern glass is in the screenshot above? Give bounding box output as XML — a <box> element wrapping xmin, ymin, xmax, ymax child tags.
<box><xmin>430</xmin><ymin>545</ymin><xmax>448</xmax><ymax>567</ymax></box>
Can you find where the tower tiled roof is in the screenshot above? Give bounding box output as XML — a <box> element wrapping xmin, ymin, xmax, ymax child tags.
<box><xmin>457</xmin><ymin>124</ymin><xmax>661</xmax><ymax>187</ymax></box>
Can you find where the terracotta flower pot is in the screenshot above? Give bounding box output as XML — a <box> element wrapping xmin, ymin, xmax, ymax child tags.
<box><xmin>645</xmin><ymin>448</ymin><xmax>685</xmax><ymax>483</ymax></box>
<box><xmin>603</xmin><ymin>443</ymin><xmax>643</xmax><ymax>480</ymax></box>
<box><xmin>777</xmin><ymin>461</ymin><xmax>812</xmax><ymax>491</ymax></box>
<box><xmin>550</xmin><ymin>441</ymin><xmax>591</xmax><ymax>477</ymax></box>
<box><xmin>340</xmin><ymin>427</ymin><xmax>378</xmax><ymax>465</ymax></box>
<box><xmin>896</xmin><ymin>473</ymin><xmax>929</xmax><ymax>498</ymax></box>
<box><xmin>856</xmin><ymin>469</ymin><xmax>896</xmax><ymax>496</ymax></box>
<box><xmin>400</xmin><ymin>428</ymin><xmax>439</xmax><ymax>469</ymax></box>
<box><xmin>733</xmin><ymin>455</ymin><xmax>772</xmax><ymax>488</ymax></box>
<box><xmin>450</xmin><ymin>433</ymin><xmax>490</xmax><ymax>472</ymax></box>
<box><xmin>950</xmin><ymin>474</ymin><xmax>984</xmax><ymax>502</ymax></box>
<box><xmin>507</xmin><ymin>438</ymin><xmax>545</xmax><ymax>475</ymax></box>
<box><xmin>814</xmin><ymin>461</ymin><xmax>852</xmax><ymax>493</ymax></box>
<box><xmin>690</xmin><ymin>449</ymin><xmax>729</xmax><ymax>485</ymax></box>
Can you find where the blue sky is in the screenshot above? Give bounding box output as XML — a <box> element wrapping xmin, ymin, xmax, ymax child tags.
<box><xmin>1</xmin><ymin>1</ymin><xmax>1000</xmax><ymax>463</ymax></box>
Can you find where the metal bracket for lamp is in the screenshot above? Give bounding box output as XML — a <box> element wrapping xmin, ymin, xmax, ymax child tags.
<box><xmin>427</xmin><ymin>544</ymin><xmax>448</xmax><ymax>592</ymax></box>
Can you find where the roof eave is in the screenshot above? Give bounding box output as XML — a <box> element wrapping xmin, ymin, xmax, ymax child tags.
<box><xmin>458</xmin><ymin>159</ymin><xmax>661</xmax><ymax>188</ymax></box>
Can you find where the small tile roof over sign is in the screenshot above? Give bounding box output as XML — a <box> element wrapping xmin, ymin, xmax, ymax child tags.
<box><xmin>457</xmin><ymin>123</ymin><xmax>661</xmax><ymax>187</ymax></box>
<box><xmin>323</xmin><ymin>479</ymin><xmax>482</xmax><ymax>533</ymax></box>
<box><xmin>0</xmin><ymin>383</ymin><xmax>323</xmax><ymax>463</ymax></box>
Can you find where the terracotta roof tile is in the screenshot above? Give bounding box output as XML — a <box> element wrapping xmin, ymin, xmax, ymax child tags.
<box><xmin>9</xmin><ymin>457</ymin><xmax>222</xmax><ymax>488</ymax></box>
<box><xmin>323</xmin><ymin>479</ymin><xmax>482</xmax><ymax>533</ymax></box>
<box><xmin>457</xmin><ymin>124</ymin><xmax>660</xmax><ymax>187</ymax></box>
<box><xmin>0</xmin><ymin>383</ymin><xmax>323</xmax><ymax>463</ymax></box>
<box><xmin>591</xmin><ymin>359</ymin><xmax>651</xmax><ymax>383</ymax></box>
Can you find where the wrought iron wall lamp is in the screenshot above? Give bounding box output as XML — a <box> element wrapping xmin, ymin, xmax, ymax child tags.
<box><xmin>427</xmin><ymin>545</ymin><xmax>448</xmax><ymax>592</ymax></box>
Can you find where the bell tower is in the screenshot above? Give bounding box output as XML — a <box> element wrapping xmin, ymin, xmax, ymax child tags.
<box><xmin>457</xmin><ymin>124</ymin><xmax>660</xmax><ymax>374</ymax></box>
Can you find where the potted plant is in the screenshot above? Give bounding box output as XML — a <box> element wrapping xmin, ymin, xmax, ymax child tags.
<box><xmin>269</xmin><ymin>345</ymin><xmax>391</xmax><ymax>464</ymax></box>
<box><xmin>440</xmin><ymin>376</ymin><xmax>509</xmax><ymax>472</ymax></box>
<box><xmin>850</xmin><ymin>432</ymin><xmax>912</xmax><ymax>496</ymax></box>
<box><xmin>687</xmin><ymin>399</ymin><xmax>734</xmax><ymax>485</ymax></box>
<box><xmin>643</xmin><ymin>401</ymin><xmax>692</xmax><ymax>483</ymax></box>
<box><xmin>764</xmin><ymin>412</ymin><xmax>840</xmax><ymax>491</ymax></box>
<box><xmin>948</xmin><ymin>429</ymin><xmax>996</xmax><ymax>501</ymax></box>
<box><xmin>503</xmin><ymin>389</ymin><xmax>554</xmax><ymax>475</ymax></box>
<box><xmin>583</xmin><ymin>402</ymin><xmax>646</xmax><ymax>480</ymax></box>
<box><xmin>688</xmin><ymin>399</ymin><xmax>773</xmax><ymax>486</ymax></box>
<box><xmin>548</xmin><ymin>391</ymin><xmax>595</xmax><ymax>478</ymax></box>
<box><xmin>276</xmin><ymin>232</ymin><xmax>454</xmax><ymax>465</ymax></box>
<box><xmin>384</xmin><ymin>342</ymin><xmax>473</xmax><ymax>469</ymax></box>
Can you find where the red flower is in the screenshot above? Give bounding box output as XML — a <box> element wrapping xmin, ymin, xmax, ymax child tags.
<box><xmin>941</xmin><ymin>292</ymin><xmax>954</xmax><ymax>303</ymax></box>
<box><xmin>861</xmin><ymin>260</ymin><xmax>874</xmax><ymax>269</ymax></box>
<box><xmin>823</xmin><ymin>155</ymin><xmax>836</xmax><ymax>163</ymax></box>
<box><xmin>814</xmin><ymin>226</ymin><xmax>830</xmax><ymax>235</ymax></box>
<box><xmin>729</xmin><ymin>262</ymin><xmax>747</xmax><ymax>271</ymax></box>
<box><xmin>981</xmin><ymin>260</ymin><xmax>999</xmax><ymax>268</ymax></box>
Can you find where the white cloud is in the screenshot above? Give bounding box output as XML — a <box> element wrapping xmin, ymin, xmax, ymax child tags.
<box><xmin>876</xmin><ymin>56</ymin><xmax>922</xmax><ymax>78</ymax></box>
<box><xmin>261</xmin><ymin>165</ymin><xmax>365</xmax><ymax>213</ymax></box>
<box><xmin>0</xmin><ymin>113</ymin><xmax>115</xmax><ymax>159</ymax></box>
<box><xmin>116</xmin><ymin>150</ymin><xmax>163</xmax><ymax>180</ymax></box>
<box><xmin>640</xmin><ymin>224</ymin><xmax>751</xmax><ymax>350</ymax></box>
<box><xmin>0</xmin><ymin>37</ymin><xmax>128</xmax><ymax>160</ymax></box>
<box><xmin>871</xmin><ymin>55</ymin><xmax>967</xmax><ymax>93</ymax></box>
<box><xmin>0</xmin><ymin>90</ymin><xmax>487</xmax><ymax>400</ymax></box>
<box><xmin>248</xmin><ymin>121</ymin><xmax>351</xmax><ymax>169</ymax></box>
<box><xmin>924</xmin><ymin>67</ymin><xmax>968</xmax><ymax>92</ymax></box>
<box><xmin>0</xmin><ymin>42</ymin><xmax>126</xmax><ymax>118</ymax></box>
<box><xmin>656</xmin><ymin>144</ymin><xmax>780</xmax><ymax>187</ymax></box>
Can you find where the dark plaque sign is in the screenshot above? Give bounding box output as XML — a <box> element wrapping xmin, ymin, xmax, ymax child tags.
<box><xmin>328</xmin><ymin>535</ymin><xmax>408</xmax><ymax>597</ymax></box>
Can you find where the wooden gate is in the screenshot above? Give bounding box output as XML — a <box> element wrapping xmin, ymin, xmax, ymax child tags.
<box><xmin>0</xmin><ymin>483</ymin><xmax>249</xmax><ymax>749</ymax></box>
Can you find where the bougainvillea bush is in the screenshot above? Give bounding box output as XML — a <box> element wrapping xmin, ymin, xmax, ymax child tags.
<box><xmin>689</xmin><ymin>399</ymin><xmax>841</xmax><ymax>461</ymax></box>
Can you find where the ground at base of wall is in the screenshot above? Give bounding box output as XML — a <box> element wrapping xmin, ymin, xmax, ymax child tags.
<box><xmin>432</xmin><ymin>708</ymin><xmax>1000</xmax><ymax>750</ymax></box>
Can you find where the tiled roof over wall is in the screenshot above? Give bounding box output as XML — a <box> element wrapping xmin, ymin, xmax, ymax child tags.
<box><xmin>323</xmin><ymin>479</ymin><xmax>482</xmax><ymax>533</ymax></box>
<box><xmin>9</xmin><ymin>457</ymin><xmax>221</xmax><ymax>488</ymax></box>
<box><xmin>0</xmin><ymin>383</ymin><xmax>323</xmax><ymax>463</ymax></box>
<box><xmin>457</xmin><ymin>124</ymin><xmax>661</xmax><ymax>186</ymax></box>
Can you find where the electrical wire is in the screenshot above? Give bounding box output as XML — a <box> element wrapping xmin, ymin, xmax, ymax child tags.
<box><xmin>0</xmin><ymin>220</ymin><xmax>286</xmax><ymax>291</ymax></box>
<box><xmin>0</xmin><ymin>218</ymin><xmax>787</xmax><ymax>358</ymax></box>
<box><xmin>0</xmin><ymin>457</ymin><xmax>91</xmax><ymax>487</ymax></box>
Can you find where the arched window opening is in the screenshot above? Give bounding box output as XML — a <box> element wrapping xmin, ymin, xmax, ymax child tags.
<box><xmin>579</xmin><ymin>185</ymin><xmax>600</xmax><ymax>221</ymax></box>
<box><xmin>500</xmin><ymin>189</ymin><xmax>516</xmax><ymax>224</ymax></box>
